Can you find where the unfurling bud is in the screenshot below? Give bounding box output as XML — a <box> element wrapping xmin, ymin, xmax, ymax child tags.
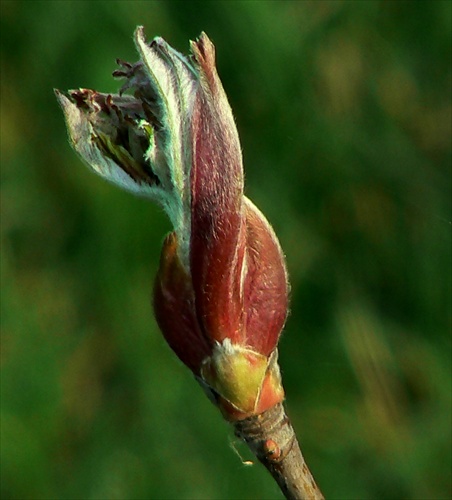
<box><xmin>56</xmin><ymin>28</ymin><xmax>289</xmax><ymax>421</ymax></box>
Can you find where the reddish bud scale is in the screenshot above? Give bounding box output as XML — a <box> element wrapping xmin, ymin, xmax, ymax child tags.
<box><xmin>242</xmin><ymin>199</ymin><xmax>289</xmax><ymax>356</ymax></box>
<box><xmin>153</xmin><ymin>232</ymin><xmax>211</xmax><ymax>374</ymax></box>
<box><xmin>190</xmin><ymin>97</ymin><xmax>246</xmax><ymax>347</ymax></box>
<box><xmin>189</xmin><ymin>37</ymin><xmax>246</xmax><ymax>348</ymax></box>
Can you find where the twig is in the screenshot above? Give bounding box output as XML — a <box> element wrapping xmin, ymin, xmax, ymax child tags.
<box><xmin>234</xmin><ymin>402</ymin><xmax>324</xmax><ymax>500</ymax></box>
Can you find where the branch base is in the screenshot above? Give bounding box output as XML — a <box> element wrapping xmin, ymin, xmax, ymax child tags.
<box><xmin>233</xmin><ymin>402</ymin><xmax>324</xmax><ymax>500</ymax></box>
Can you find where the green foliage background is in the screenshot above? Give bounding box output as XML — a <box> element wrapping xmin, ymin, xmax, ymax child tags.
<box><xmin>1</xmin><ymin>1</ymin><xmax>451</xmax><ymax>499</ymax></box>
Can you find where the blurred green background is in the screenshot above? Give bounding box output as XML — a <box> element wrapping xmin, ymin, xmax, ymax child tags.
<box><xmin>1</xmin><ymin>1</ymin><xmax>451</xmax><ymax>499</ymax></box>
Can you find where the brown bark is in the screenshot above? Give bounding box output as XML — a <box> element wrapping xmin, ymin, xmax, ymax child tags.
<box><xmin>233</xmin><ymin>402</ymin><xmax>324</xmax><ymax>500</ymax></box>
